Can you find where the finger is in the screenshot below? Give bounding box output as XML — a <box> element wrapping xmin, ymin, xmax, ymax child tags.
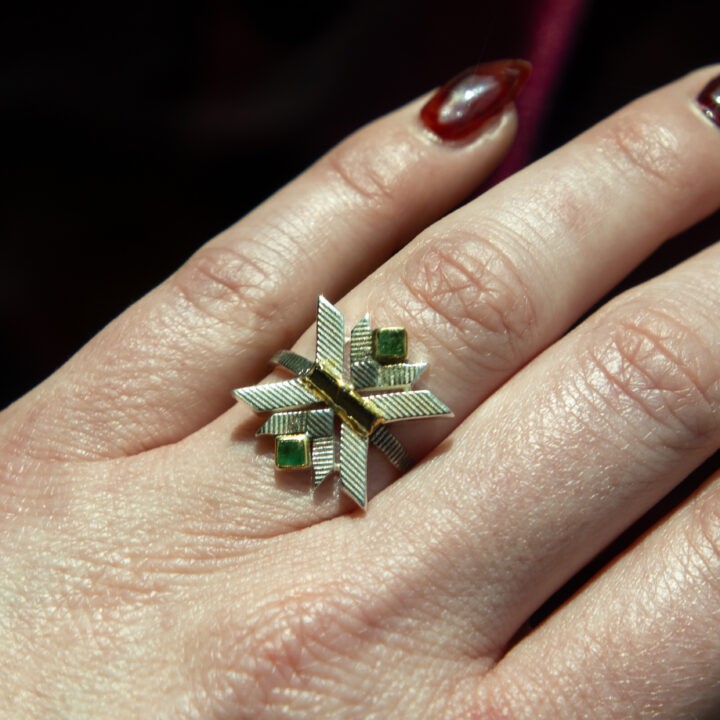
<box><xmin>193</xmin><ymin>65</ymin><xmax>720</xmax><ymax>533</ymax></box>
<box><xmin>3</xmin><ymin>63</ymin><xmax>526</xmax><ymax>461</ymax></box>
<box><xmin>468</xmin><ymin>471</ymin><xmax>720</xmax><ymax>720</ymax></box>
<box><xmin>372</xmin><ymin>234</ymin><xmax>720</xmax><ymax>658</ymax></box>
<box><xmin>337</xmin><ymin>64</ymin><xmax>720</xmax><ymax>463</ymax></box>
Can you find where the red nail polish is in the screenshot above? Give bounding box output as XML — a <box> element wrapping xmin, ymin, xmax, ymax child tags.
<box><xmin>697</xmin><ymin>75</ymin><xmax>720</xmax><ymax>127</ymax></box>
<box><xmin>420</xmin><ymin>59</ymin><xmax>531</xmax><ymax>141</ymax></box>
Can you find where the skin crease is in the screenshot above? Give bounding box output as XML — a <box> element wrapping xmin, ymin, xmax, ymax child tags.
<box><xmin>1</xmin><ymin>65</ymin><xmax>720</xmax><ymax>719</ymax></box>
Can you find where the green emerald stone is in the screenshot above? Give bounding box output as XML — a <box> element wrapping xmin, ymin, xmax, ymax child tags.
<box><xmin>275</xmin><ymin>434</ymin><xmax>310</xmax><ymax>469</ymax></box>
<box><xmin>372</xmin><ymin>327</ymin><xmax>408</xmax><ymax>363</ymax></box>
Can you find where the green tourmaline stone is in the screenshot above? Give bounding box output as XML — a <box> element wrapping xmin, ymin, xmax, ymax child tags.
<box><xmin>275</xmin><ymin>434</ymin><xmax>310</xmax><ymax>469</ymax></box>
<box><xmin>372</xmin><ymin>327</ymin><xmax>408</xmax><ymax>363</ymax></box>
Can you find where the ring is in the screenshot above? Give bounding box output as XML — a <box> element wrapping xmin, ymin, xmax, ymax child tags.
<box><xmin>233</xmin><ymin>296</ymin><xmax>452</xmax><ymax>508</ymax></box>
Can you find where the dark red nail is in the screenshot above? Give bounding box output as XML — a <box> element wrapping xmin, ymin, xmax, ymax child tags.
<box><xmin>420</xmin><ymin>59</ymin><xmax>531</xmax><ymax>141</ymax></box>
<box><xmin>697</xmin><ymin>75</ymin><xmax>720</xmax><ymax>127</ymax></box>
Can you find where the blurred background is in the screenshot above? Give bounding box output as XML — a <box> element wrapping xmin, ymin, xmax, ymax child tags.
<box><xmin>2</xmin><ymin>0</ymin><xmax>719</xmax><ymax>407</ymax></box>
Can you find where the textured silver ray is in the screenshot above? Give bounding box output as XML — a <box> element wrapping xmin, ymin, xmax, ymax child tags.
<box><xmin>257</xmin><ymin>408</ymin><xmax>334</xmax><ymax>437</ymax></box>
<box><xmin>351</xmin><ymin>358</ymin><xmax>427</xmax><ymax>390</ymax></box>
<box><xmin>340</xmin><ymin>425</ymin><xmax>369</xmax><ymax>508</ymax></box>
<box><xmin>233</xmin><ymin>378</ymin><xmax>317</xmax><ymax>412</ymax></box>
<box><xmin>350</xmin><ymin>315</ymin><xmax>372</xmax><ymax>363</ymax></box>
<box><xmin>370</xmin><ymin>425</ymin><xmax>412</xmax><ymax>472</ymax></box>
<box><xmin>312</xmin><ymin>436</ymin><xmax>336</xmax><ymax>486</ymax></box>
<box><xmin>316</xmin><ymin>295</ymin><xmax>345</xmax><ymax>378</ymax></box>
<box><xmin>365</xmin><ymin>390</ymin><xmax>451</xmax><ymax>422</ymax></box>
<box><xmin>273</xmin><ymin>350</ymin><xmax>314</xmax><ymax>377</ymax></box>
<box><xmin>232</xmin><ymin>295</ymin><xmax>452</xmax><ymax>510</ymax></box>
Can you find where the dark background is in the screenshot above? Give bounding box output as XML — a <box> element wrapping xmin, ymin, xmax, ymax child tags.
<box><xmin>2</xmin><ymin>0</ymin><xmax>719</xmax><ymax>408</ymax></box>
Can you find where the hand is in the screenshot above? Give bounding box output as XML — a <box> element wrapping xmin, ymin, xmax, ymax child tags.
<box><xmin>2</xmin><ymin>61</ymin><xmax>720</xmax><ymax>719</ymax></box>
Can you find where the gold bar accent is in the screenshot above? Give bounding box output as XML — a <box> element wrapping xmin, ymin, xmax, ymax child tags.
<box><xmin>302</xmin><ymin>363</ymin><xmax>383</xmax><ymax>438</ymax></box>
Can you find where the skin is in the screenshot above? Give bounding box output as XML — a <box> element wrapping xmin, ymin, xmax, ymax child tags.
<box><xmin>1</xmin><ymin>65</ymin><xmax>720</xmax><ymax>719</ymax></box>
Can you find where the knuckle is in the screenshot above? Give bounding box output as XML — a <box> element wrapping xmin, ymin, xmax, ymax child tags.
<box><xmin>195</xmin><ymin>586</ymin><xmax>372</xmax><ymax>716</ymax></box>
<box><xmin>170</xmin><ymin>243</ymin><xmax>284</xmax><ymax>332</ymax></box>
<box><xmin>321</xmin><ymin>127</ymin><xmax>416</xmax><ymax>208</ymax></box>
<box><xmin>394</xmin><ymin>228</ymin><xmax>539</xmax><ymax>372</ymax></box>
<box><xmin>582</xmin><ymin>305</ymin><xmax>720</xmax><ymax>447</ymax></box>
<box><xmin>594</xmin><ymin>112</ymin><xmax>684</xmax><ymax>192</ymax></box>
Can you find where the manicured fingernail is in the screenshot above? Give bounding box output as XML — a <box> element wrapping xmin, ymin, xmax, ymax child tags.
<box><xmin>697</xmin><ymin>75</ymin><xmax>720</xmax><ymax>127</ymax></box>
<box><xmin>420</xmin><ymin>59</ymin><xmax>531</xmax><ymax>142</ymax></box>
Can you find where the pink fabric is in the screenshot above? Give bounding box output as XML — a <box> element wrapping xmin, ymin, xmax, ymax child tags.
<box><xmin>496</xmin><ymin>0</ymin><xmax>589</xmax><ymax>181</ymax></box>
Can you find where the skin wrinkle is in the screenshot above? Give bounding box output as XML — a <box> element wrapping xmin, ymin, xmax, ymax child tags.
<box><xmin>320</xmin><ymin>126</ymin><xmax>427</xmax><ymax>209</ymax></box>
<box><xmin>189</xmin><ymin>586</ymin><xmax>377</xmax><ymax>717</ymax></box>
<box><xmin>615</xmin><ymin>320</ymin><xmax>718</xmax><ymax>438</ymax></box>
<box><xmin>179</xmin><ymin>519</ymin><xmax>485</xmax><ymax>719</ymax></box>
<box><xmin>591</xmin><ymin>112</ymin><xmax>685</xmax><ymax>192</ymax></box>
<box><xmin>560</xmin><ymin>330</ymin><xmax>694</xmax><ymax>490</ymax></box>
<box><xmin>393</xmin><ymin>227</ymin><xmax>540</xmax><ymax>376</ymax></box>
<box><xmin>582</xmin><ymin>340</ymin><xmax>705</xmax><ymax>455</ymax></box>
<box><xmin>583</xmin><ymin>302</ymin><xmax>720</xmax><ymax>450</ymax></box>
<box><xmin>560</xmin><ymin>367</ymin><xmax>666</xmax><ymax>482</ymax></box>
<box><xmin>170</xmin><ymin>243</ymin><xmax>287</xmax><ymax>333</ymax></box>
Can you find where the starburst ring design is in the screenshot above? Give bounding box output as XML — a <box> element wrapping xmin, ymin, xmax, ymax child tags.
<box><xmin>233</xmin><ymin>296</ymin><xmax>452</xmax><ymax>509</ymax></box>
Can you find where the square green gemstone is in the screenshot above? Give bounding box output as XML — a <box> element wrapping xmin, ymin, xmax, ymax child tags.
<box><xmin>372</xmin><ymin>327</ymin><xmax>408</xmax><ymax>363</ymax></box>
<box><xmin>275</xmin><ymin>433</ymin><xmax>310</xmax><ymax>469</ymax></box>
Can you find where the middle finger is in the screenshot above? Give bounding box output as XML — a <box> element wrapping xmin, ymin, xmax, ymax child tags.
<box><xmin>181</xmin><ymin>65</ymin><xmax>720</xmax><ymax>534</ymax></box>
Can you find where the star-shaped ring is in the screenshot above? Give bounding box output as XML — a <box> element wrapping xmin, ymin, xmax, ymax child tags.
<box><xmin>233</xmin><ymin>296</ymin><xmax>452</xmax><ymax>509</ymax></box>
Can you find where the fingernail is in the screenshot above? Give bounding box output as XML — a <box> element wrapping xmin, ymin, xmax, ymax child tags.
<box><xmin>697</xmin><ymin>75</ymin><xmax>720</xmax><ymax>127</ymax></box>
<box><xmin>420</xmin><ymin>59</ymin><xmax>531</xmax><ymax>142</ymax></box>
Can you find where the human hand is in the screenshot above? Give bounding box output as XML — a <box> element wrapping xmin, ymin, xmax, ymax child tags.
<box><xmin>2</xmin><ymin>60</ymin><xmax>720</xmax><ymax>718</ymax></box>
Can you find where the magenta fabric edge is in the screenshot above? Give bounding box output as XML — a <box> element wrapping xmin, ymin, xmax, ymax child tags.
<box><xmin>494</xmin><ymin>0</ymin><xmax>590</xmax><ymax>182</ymax></box>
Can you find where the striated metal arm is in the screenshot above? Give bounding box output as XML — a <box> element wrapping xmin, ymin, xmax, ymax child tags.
<box><xmin>366</xmin><ymin>390</ymin><xmax>452</xmax><ymax>422</ymax></box>
<box><xmin>350</xmin><ymin>314</ymin><xmax>372</xmax><ymax>363</ymax></box>
<box><xmin>351</xmin><ymin>358</ymin><xmax>427</xmax><ymax>390</ymax></box>
<box><xmin>316</xmin><ymin>295</ymin><xmax>345</xmax><ymax>379</ymax></box>
<box><xmin>339</xmin><ymin>424</ymin><xmax>369</xmax><ymax>509</ymax></box>
<box><xmin>272</xmin><ymin>350</ymin><xmax>314</xmax><ymax>377</ymax></box>
<box><xmin>312</xmin><ymin>436</ymin><xmax>336</xmax><ymax>486</ymax></box>
<box><xmin>233</xmin><ymin>378</ymin><xmax>318</xmax><ymax>412</ymax></box>
<box><xmin>370</xmin><ymin>425</ymin><xmax>413</xmax><ymax>472</ymax></box>
<box><xmin>256</xmin><ymin>408</ymin><xmax>334</xmax><ymax>437</ymax></box>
